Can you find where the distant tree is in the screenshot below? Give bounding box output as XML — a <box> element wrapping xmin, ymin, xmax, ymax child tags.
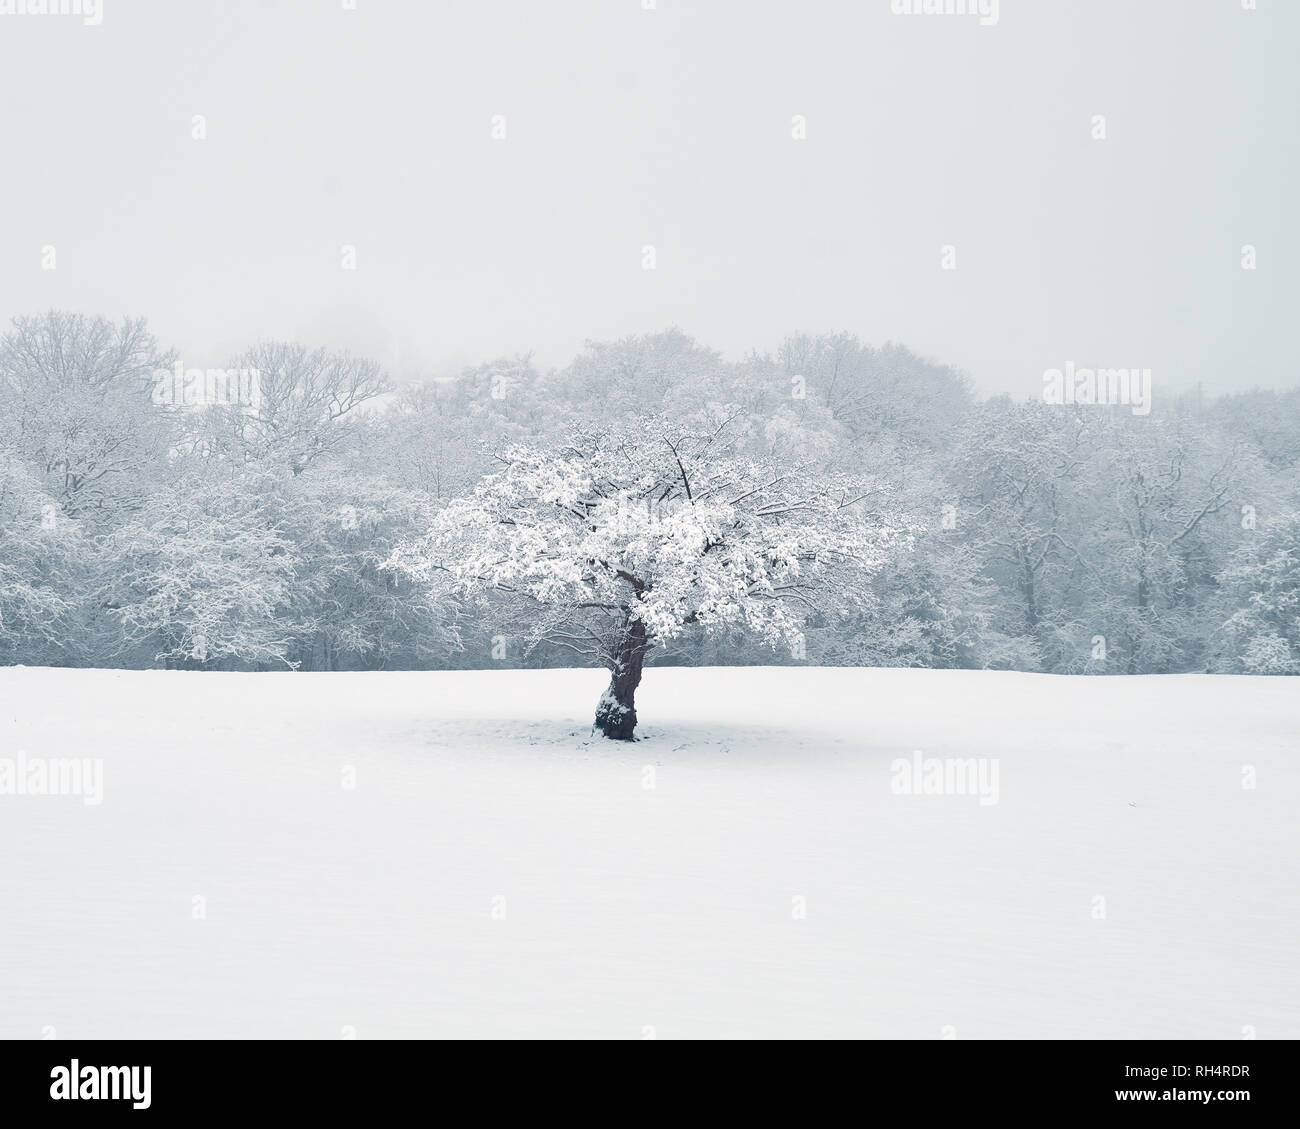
<box><xmin>274</xmin><ymin>475</ymin><xmax>457</xmax><ymax>670</ymax></box>
<box><xmin>371</xmin><ymin>384</ymin><xmax>483</xmax><ymax>500</ymax></box>
<box><xmin>1209</xmin><ymin>389</ymin><xmax>1300</xmax><ymax>471</ymax></box>
<box><xmin>0</xmin><ymin>312</ymin><xmax>175</xmax><ymax>523</ymax></box>
<box><xmin>548</xmin><ymin>330</ymin><xmax>723</xmax><ymax>421</ymax></box>
<box><xmin>1216</xmin><ymin>511</ymin><xmax>1300</xmax><ymax>674</ymax></box>
<box><xmin>221</xmin><ymin>342</ymin><xmax>387</xmax><ymax>476</ymax></box>
<box><xmin>0</xmin><ymin>459</ymin><xmax>78</xmax><ymax>663</ymax></box>
<box><xmin>954</xmin><ymin>400</ymin><xmax>1095</xmax><ymax>658</ymax></box>
<box><xmin>1082</xmin><ymin>415</ymin><xmax>1244</xmax><ymax>673</ymax></box>
<box><xmin>777</xmin><ymin>332</ymin><xmax>973</xmax><ymax>450</ymax></box>
<box><xmin>106</xmin><ymin>471</ymin><xmax>301</xmax><ymax>668</ymax></box>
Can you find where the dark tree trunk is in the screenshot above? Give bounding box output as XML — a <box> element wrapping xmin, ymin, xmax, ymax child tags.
<box><xmin>594</xmin><ymin>617</ymin><xmax>648</xmax><ymax>740</ymax></box>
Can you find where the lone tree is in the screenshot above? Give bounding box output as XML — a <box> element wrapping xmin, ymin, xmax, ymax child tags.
<box><xmin>389</xmin><ymin>410</ymin><xmax>908</xmax><ymax>739</ymax></box>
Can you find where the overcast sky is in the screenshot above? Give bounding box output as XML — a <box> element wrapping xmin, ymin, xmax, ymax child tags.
<box><xmin>1</xmin><ymin>0</ymin><xmax>1295</xmax><ymax>399</ymax></box>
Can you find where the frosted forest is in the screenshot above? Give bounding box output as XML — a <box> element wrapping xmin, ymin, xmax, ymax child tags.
<box><xmin>2</xmin><ymin>313</ymin><xmax>1296</xmax><ymax>714</ymax></box>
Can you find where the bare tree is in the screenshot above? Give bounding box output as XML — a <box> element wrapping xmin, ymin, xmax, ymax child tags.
<box><xmin>223</xmin><ymin>342</ymin><xmax>388</xmax><ymax>476</ymax></box>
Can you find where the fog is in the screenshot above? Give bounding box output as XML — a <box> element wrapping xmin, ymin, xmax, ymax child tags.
<box><xmin>1</xmin><ymin>0</ymin><xmax>1294</xmax><ymax>395</ymax></box>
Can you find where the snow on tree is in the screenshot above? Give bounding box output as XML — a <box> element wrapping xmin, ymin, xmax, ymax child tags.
<box><xmin>0</xmin><ymin>458</ymin><xmax>77</xmax><ymax>662</ymax></box>
<box><xmin>388</xmin><ymin>409</ymin><xmax>911</xmax><ymax>738</ymax></box>
<box><xmin>1080</xmin><ymin>415</ymin><xmax>1243</xmax><ymax>673</ymax></box>
<box><xmin>776</xmin><ymin>331</ymin><xmax>973</xmax><ymax>449</ymax></box>
<box><xmin>272</xmin><ymin>475</ymin><xmax>458</xmax><ymax>670</ymax></box>
<box><xmin>0</xmin><ymin>312</ymin><xmax>176</xmax><ymax>523</ymax></box>
<box><xmin>107</xmin><ymin>470</ymin><xmax>301</xmax><ymax>669</ymax></box>
<box><xmin>219</xmin><ymin>342</ymin><xmax>387</xmax><ymax>477</ymax></box>
<box><xmin>1216</xmin><ymin>511</ymin><xmax>1300</xmax><ymax>674</ymax></box>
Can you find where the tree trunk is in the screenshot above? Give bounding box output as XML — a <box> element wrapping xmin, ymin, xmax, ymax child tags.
<box><xmin>594</xmin><ymin>617</ymin><xmax>648</xmax><ymax>740</ymax></box>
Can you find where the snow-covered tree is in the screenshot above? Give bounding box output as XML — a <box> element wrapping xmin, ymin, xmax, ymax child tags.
<box><xmin>107</xmin><ymin>471</ymin><xmax>301</xmax><ymax>668</ymax></box>
<box><xmin>0</xmin><ymin>312</ymin><xmax>176</xmax><ymax>524</ymax></box>
<box><xmin>0</xmin><ymin>459</ymin><xmax>79</xmax><ymax>663</ymax></box>
<box><xmin>954</xmin><ymin>400</ymin><xmax>1096</xmax><ymax>652</ymax></box>
<box><xmin>389</xmin><ymin>410</ymin><xmax>911</xmax><ymax>738</ymax></box>
<box><xmin>1216</xmin><ymin>511</ymin><xmax>1300</xmax><ymax>674</ymax></box>
<box><xmin>220</xmin><ymin>342</ymin><xmax>387</xmax><ymax>476</ymax></box>
<box><xmin>1</xmin><ymin>312</ymin><xmax>1292</xmax><ymax>680</ymax></box>
<box><xmin>274</xmin><ymin>475</ymin><xmax>458</xmax><ymax>670</ymax></box>
<box><xmin>1080</xmin><ymin>415</ymin><xmax>1244</xmax><ymax>673</ymax></box>
<box><xmin>548</xmin><ymin>330</ymin><xmax>723</xmax><ymax>421</ymax></box>
<box><xmin>777</xmin><ymin>332</ymin><xmax>973</xmax><ymax>450</ymax></box>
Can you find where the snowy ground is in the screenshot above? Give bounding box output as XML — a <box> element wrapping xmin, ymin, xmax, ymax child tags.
<box><xmin>0</xmin><ymin>665</ymin><xmax>1296</xmax><ymax>1039</ymax></box>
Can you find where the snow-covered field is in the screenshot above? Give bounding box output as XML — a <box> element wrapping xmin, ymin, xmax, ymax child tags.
<box><xmin>0</xmin><ymin>665</ymin><xmax>1296</xmax><ymax>1039</ymax></box>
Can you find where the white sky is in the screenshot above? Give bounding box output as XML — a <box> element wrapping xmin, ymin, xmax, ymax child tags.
<box><xmin>1</xmin><ymin>0</ymin><xmax>1295</xmax><ymax>398</ymax></box>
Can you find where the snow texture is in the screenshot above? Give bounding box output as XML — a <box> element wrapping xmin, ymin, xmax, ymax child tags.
<box><xmin>0</xmin><ymin>664</ymin><xmax>1295</xmax><ymax>1038</ymax></box>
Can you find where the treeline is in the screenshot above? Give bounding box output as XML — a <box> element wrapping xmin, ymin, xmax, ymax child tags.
<box><xmin>1</xmin><ymin>311</ymin><xmax>1297</xmax><ymax>675</ymax></box>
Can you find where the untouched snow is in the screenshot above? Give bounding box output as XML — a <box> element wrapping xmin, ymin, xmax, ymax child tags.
<box><xmin>0</xmin><ymin>665</ymin><xmax>1296</xmax><ymax>1039</ymax></box>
